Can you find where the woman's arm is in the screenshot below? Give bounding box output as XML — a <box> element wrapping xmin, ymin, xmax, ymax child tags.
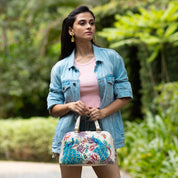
<box><xmin>49</xmin><ymin>104</ymin><xmax>70</xmax><ymax>117</ymax></box>
<box><xmin>50</xmin><ymin>100</ymin><xmax>90</xmax><ymax>117</ymax></box>
<box><xmin>89</xmin><ymin>97</ymin><xmax>130</xmax><ymax>120</ymax></box>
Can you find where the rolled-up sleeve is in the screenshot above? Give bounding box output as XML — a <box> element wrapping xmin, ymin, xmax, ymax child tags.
<box><xmin>47</xmin><ymin>65</ymin><xmax>64</xmax><ymax>110</ymax></box>
<box><xmin>113</xmin><ymin>52</ymin><xmax>133</xmax><ymax>99</ymax></box>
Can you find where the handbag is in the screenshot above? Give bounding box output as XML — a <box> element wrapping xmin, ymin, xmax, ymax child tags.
<box><xmin>59</xmin><ymin>116</ymin><xmax>116</xmax><ymax>166</ymax></box>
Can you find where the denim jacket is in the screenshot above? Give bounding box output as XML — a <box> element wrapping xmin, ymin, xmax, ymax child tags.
<box><xmin>47</xmin><ymin>45</ymin><xmax>133</xmax><ymax>154</ymax></box>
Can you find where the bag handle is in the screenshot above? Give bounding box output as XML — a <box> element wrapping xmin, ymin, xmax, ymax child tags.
<box><xmin>74</xmin><ymin>115</ymin><xmax>101</xmax><ymax>133</ymax></box>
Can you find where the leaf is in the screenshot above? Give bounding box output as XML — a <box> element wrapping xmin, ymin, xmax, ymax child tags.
<box><xmin>169</xmin><ymin>32</ymin><xmax>178</xmax><ymax>44</ymax></box>
<box><xmin>161</xmin><ymin>2</ymin><xmax>178</xmax><ymax>21</ymax></box>
<box><xmin>140</xmin><ymin>35</ymin><xmax>160</xmax><ymax>45</ymax></box>
<box><xmin>147</xmin><ymin>45</ymin><xmax>160</xmax><ymax>63</ymax></box>
<box><xmin>139</xmin><ymin>7</ymin><xmax>150</xmax><ymax>19</ymax></box>
<box><xmin>164</xmin><ymin>23</ymin><xmax>178</xmax><ymax>37</ymax></box>
<box><xmin>110</xmin><ymin>38</ymin><xmax>139</xmax><ymax>48</ymax></box>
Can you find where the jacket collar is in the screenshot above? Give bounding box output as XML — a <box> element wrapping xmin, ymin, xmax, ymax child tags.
<box><xmin>67</xmin><ymin>44</ymin><xmax>103</xmax><ymax>69</ymax></box>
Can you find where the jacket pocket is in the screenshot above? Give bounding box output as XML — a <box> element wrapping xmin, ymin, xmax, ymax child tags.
<box><xmin>62</xmin><ymin>80</ymin><xmax>70</xmax><ymax>92</ymax></box>
<box><xmin>62</xmin><ymin>80</ymin><xmax>73</xmax><ymax>102</ymax></box>
<box><xmin>106</xmin><ymin>75</ymin><xmax>114</xmax><ymax>101</ymax></box>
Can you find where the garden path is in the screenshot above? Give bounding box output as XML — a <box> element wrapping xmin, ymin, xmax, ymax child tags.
<box><xmin>0</xmin><ymin>161</ymin><xmax>132</xmax><ymax>178</ymax></box>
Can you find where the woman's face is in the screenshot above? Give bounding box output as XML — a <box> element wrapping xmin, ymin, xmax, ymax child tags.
<box><xmin>69</xmin><ymin>12</ymin><xmax>95</xmax><ymax>42</ymax></box>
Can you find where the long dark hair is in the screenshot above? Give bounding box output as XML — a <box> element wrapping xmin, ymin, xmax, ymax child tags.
<box><xmin>59</xmin><ymin>6</ymin><xmax>95</xmax><ymax>61</ymax></box>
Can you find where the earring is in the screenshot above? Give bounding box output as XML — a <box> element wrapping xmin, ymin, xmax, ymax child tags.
<box><xmin>71</xmin><ymin>35</ymin><xmax>74</xmax><ymax>42</ymax></box>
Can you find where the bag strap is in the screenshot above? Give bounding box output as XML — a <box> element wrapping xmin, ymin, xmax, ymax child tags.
<box><xmin>74</xmin><ymin>115</ymin><xmax>101</xmax><ymax>133</ymax></box>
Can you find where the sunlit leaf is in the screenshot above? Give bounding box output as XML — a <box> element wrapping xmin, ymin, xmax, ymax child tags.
<box><xmin>147</xmin><ymin>45</ymin><xmax>160</xmax><ymax>63</ymax></box>
<box><xmin>164</xmin><ymin>23</ymin><xmax>178</xmax><ymax>37</ymax></box>
<box><xmin>110</xmin><ymin>38</ymin><xmax>139</xmax><ymax>48</ymax></box>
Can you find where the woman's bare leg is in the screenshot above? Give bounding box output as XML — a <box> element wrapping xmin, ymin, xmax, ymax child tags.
<box><xmin>93</xmin><ymin>164</ymin><xmax>121</xmax><ymax>178</ymax></box>
<box><xmin>60</xmin><ymin>165</ymin><xmax>82</xmax><ymax>178</ymax></box>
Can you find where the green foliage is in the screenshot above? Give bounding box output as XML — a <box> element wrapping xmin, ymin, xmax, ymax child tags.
<box><xmin>0</xmin><ymin>117</ymin><xmax>58</xmax><ymax>162</ymax></box>
<box><xmin>99</xmin><ymin>1</ymin><xmax>178</xmax><ymax>64</ymax></box>
<box><xmin>0</xmin><ymin>41</ymin><xmax>54</xmax><ymax>117</ymax></box>
<box><xmin>117</xmin><ymin>82</ymin><xmax>178</xmax><ymax>177</ymax></box>
<box><xmin>98</xmin><ymin>1</ymin><xmax>178</xmax><ymax>113</ymax></box>
<box><xmin>0</xmin><ymin>0</ymin><xmax>84</xmax><ymax>118</ymax></box>
<box><xmin>118</xmin><ymin>114</ymin><xmax>178</xmax><ymax>178</ymax></box>
<box><xmin>153</xmin><ymin>82</ymin><xmax>178</xmax><ymax>124</ymax></box>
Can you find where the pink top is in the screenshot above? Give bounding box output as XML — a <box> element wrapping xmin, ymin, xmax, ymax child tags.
<box><xmin>75</xmin><ymin>58</ymin><xmax>101</xmax><ymax>108</ymax></box>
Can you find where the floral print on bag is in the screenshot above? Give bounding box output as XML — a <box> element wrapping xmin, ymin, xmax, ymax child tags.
<box><xmin>59</xmin><ymin>131</ymin><xmax>116</xmax><ymax>165</ymax></box>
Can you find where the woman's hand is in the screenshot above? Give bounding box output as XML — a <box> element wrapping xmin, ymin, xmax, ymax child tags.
<box><xmin>89</xmin><ymin>107</ymin><xmax>105</xmax><ymax>121</ymax></box>
<box><xmin>67</xmin><ymin>100</ymin><xmax>90</xmax><ymax>116</ymax></box>
<box><xmin>89</xmin><ymin>98</ymin><xmax>130</xmax><ymax>120</ymax></box>
<box><xmin>51</xmin><ymin>98</ymin><xmax>130</xmax><ymax>118</ymax></box>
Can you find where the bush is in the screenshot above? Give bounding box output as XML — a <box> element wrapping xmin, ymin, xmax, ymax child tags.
<box><xmin>153</xmin><ymin>82</ymin><xmax>178</xmax><ymax>123</ymax></box>
<box><xmin>117</xmin><ymin>82</ymin><xmax>178</xmax><ymax>178</ymax></box>
<box><xmin>0</xmin><ymin>117</ymin><xmax>58</xmax><ymax>162</ymax></box>
<box><xmin>117</xmin><ymin>113</ymin><xmax>178</xmax><ymax>178</ymax></box>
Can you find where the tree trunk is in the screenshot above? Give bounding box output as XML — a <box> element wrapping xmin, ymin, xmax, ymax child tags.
<box><xmin>160</xmin><ymin>45</ymin><xmax>170</xmax><ymax>83</ymax></box>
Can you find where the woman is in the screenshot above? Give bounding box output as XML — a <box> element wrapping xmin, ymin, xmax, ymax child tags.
<box><xmin>47</xmin><ymin>5</ymin><xmax>133</xmax><ymax>178</ymax></box>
